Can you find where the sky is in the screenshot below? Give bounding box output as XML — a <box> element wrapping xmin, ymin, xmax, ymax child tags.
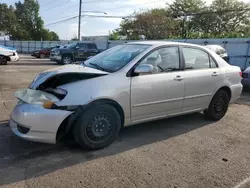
<box><xmin>2</xmin><ymin>0</ymin><xmax>250</xmax><ymax>39</ymax></box>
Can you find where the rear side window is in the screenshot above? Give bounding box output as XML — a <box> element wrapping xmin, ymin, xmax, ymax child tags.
<box><xmin>182</xmin><ymin>47</ymin><xmax>217</xmax><ymax>69</ymax></box>
<box><xmin>87</xmin><ymin>43</ymin><xmax>97</xmax><ymax>49</ymax></box>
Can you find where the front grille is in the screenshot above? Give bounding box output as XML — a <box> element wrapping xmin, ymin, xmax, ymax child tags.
<box><xmin>242</xmin><ymin>73</ymin><xmax>248</xmax><ymax>78</ymax></box>
<box><xmin>17</xmin><ymin>124</ymin><xmax>30</xmax><ymax>134</ymax></box>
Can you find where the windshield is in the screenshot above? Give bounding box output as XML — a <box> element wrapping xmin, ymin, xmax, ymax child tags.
<box><xmin>67</xmin><ymin>43</ymin><xmax>77</xmax><ymax>49</ymax></box>
<box><xmin>84</xmin><ymin>44</ymin><xmax>150</xmax><ymax>72</ymax></box>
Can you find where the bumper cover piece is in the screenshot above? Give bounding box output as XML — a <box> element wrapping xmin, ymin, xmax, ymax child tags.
<box><xmin>10</xmin><ymin>103</ymin><xmax>72</xmax><ymax>144</ymax></box>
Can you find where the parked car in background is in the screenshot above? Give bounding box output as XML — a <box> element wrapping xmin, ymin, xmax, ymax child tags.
<box><xmin>0</xmin><ymin>45</ymin><xmax>19</xmax><ymax>65</ymax></box>
<box><xmin>10</xmin><ymin>41</ymin><xmax>242</xmax><ymax>150</ymax></box>
<box><xmin>242</xmin><ymin>67</ymin><xmax>250</xmax><ymax>88</ymax></box>
<box><xmin>50</xmin><ymin>41</ymin><xmax>99</xmax><ymax>64</ymax></box>
<box><xmin>205</xmin><ymin>45</ymin><xmax>229</xmax><ymax>63</ymax></box>
<box><xmin>31</xmin><ymin>46</ymin><xmax>60</xmax><ymax>59</ymax></box>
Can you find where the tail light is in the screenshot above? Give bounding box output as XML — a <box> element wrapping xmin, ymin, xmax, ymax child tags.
<box><xmin>239</xmin><ymin>72</ymin><xmax>242</xmax><ymax>77</ymax></box>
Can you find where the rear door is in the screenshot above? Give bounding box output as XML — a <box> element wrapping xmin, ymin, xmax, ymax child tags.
<box><xmin>86</xmin><ymin>43</ymin><xmax>99</xmax><ymax>57</ymax></box>
<box><xmin>181</xmin><ymin>46</ymin><xmax>224</xmax><ymax>111</ymax></box>
<box><xmin>75</xmin><ymin>43</ymin><xmax>88</xmax><ymax>61</ymax></box>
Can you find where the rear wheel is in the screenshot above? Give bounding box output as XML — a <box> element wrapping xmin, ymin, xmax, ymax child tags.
<box><xmin>61</xmin><ymin>55</ymin><xmax>72</xmax><ymax>65</ymax></box>
<box><xmin>204</xmin><ymin>90</ymin><xmax>229</xmax><ymax>121</ymax></box>
<box><xmin>72</xmin><ymin>104</ymin><xmax>121</xmax><ymax>150</ymax></box>
<box><xmin>40</xmin><ymin>54</ymin><xmax>46</xmax><ymax>59</ymax></box>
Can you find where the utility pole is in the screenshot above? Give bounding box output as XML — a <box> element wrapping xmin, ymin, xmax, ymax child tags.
<box><xmin>182</xmin><ymin>14</ymin><xmax>187</xmax><ymax>39</ymax></box>
<box><xmin>78</xmin><ymin>0</ymin><xmax>82</xmax><ymax>41</ymax></box>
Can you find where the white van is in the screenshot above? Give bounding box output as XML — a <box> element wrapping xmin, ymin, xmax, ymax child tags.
<box><xmin>0</xmin><ymin>45</ymin><xmax>19</xmax><ymax>65</ymax></box>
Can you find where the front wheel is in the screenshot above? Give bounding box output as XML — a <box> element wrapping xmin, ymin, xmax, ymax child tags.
<box><xmin>0</xmin><ymin>57</ymin><xmax>7</xmax><ymax>65</ymax></box>
<box><xmin>204</xmin><ymin>90</ymin><xmax>229</xmax><ymax>121</ymax></box>
<box><xmin>61</xmin><ymin>55</ymin><xmax>72</xmax><ymax>65</ymax></box>
<box><xmin>72</xmin><ymin>104</ymin><xmax>121</xmax><ymax>150</ymax></box>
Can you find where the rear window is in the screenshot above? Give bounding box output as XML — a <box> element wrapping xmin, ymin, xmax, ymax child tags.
<box><xmin>87</xmin><ymin>43</ymin><xmax>97</xmax><ymax>49</ymax></box>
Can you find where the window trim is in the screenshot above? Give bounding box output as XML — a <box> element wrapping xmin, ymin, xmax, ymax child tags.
<box><xmin>179</xmin><ymin>46</ymin><xmax>219</xmax><ymax>71</ymax></box>
<box><xmin>127</xmin><ymin>45</ymin><xmax>184</xmax><ymax>77</ymax></box>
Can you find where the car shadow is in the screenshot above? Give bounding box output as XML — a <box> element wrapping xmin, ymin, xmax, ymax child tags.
<box><xmin>0</xmin><ymin>112</ymin><xmax>212</xmax><ymax>186</ymax></box>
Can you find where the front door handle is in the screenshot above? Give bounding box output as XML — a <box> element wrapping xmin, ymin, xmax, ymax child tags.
<box><xmin>211</xmin><ymin>72</ymin><xmax>218</xmax><ymax>76</ymax></box>
<box><xmin>174</xmin><ymin>75</ymin><xmax>184</xmax><ymax>81</ymax></box>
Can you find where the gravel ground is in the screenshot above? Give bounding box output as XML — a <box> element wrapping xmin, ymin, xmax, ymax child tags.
<box><xmin>0</xmin><ymin>60</ymin><xmax>250</xmax><ymax>188</ymax></box>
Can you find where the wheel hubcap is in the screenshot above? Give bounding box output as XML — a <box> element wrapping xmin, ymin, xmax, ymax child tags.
<box><xmin>214</xmin><ymin>96</ymin><xmax>225</xmax><ymax>112</ymax></box>
<box><xmin>86</xmin><ymin>114</ymin><xmax>112</xmax><ymax>142</ymax></box>
<box><xmin>63</xmin><ymin>57</ymin><xmax>71</xmax><ymax>64</ymax></box>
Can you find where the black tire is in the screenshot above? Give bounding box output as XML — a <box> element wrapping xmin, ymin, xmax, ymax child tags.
<box><xmin>204</xmin><ymin>90</ymin><xmax>229</xmax><ymax>121</ymax></box>
<box><xmin>0</xmin><ymin>56</ymin><xmax>7</xmax><ymax>65</ymax></box>
<box><xmin>40</xmin><ymin>54</ymin><xmax>46</xmax><ymax>59</ymax></box>
<box><xmin>61</xmin><ymin>55</ymin><xmax>72</xmax><ymax>65</ymax></box>
<box><xmin>72</xmin><ymin>104</ymin><xmax>121</xmax><ymax>150</ymax></box>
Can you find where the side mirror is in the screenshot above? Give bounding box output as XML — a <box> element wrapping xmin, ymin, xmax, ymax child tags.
<box><xmin>134</xmin><ymin>64</ymin><xmax>154</xmax><ymax>74</ymax></box>
<box><xmin>75</xmin><ymin>46</ymin><xmax>80</xmax><ymax>50</ymax></box>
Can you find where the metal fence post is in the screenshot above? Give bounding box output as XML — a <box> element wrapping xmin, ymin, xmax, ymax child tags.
<box><xmin>28</xmin><ymin>42</ymin><xmax>30</xmax><ymax>53</ymax></box>
<box><xmin>222</xmin><ymin>40</ymin><xmax>228</xmax><ymax>49</ymax></box>
<box><xmin>244</xmin><ymin>40</ymin><xmax>250</xmax><ymax>70</ymax></box>
<box><xmin>20</xmin><ymin>41</ymin><xmax>22</xmax><ymax>53</ymax></box>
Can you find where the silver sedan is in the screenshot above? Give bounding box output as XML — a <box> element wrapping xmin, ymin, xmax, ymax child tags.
<box><xmin>10</xmin><ymin>41</ymin><xmax>243</xmax><ymax>150</ymax></box>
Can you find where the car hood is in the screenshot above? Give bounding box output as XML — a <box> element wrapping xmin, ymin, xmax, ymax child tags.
<box><xmin>29</xmin><ymin>64</ymin><xmax>109</xmax><ymax>89</ymax></box>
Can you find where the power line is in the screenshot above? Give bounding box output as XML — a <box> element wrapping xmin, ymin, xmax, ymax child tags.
<box><xmin>39</xmin><ymin>0</ymin><xmax>56</xmax><ymax>7</ymax></box>
<box><xmin>82</xmin><ymin>0</ymin><xmax>119</xmax><ymax>3</ymax></box>
<box><xmin>45</xmin><ymin>14</ymin><xmax>132</xmax><ymax>26</ymax></box>
<box><xmin>45</xmin><ymin>15</ymin><xmax>78</xmax><ymax>26</ymax></box>
<box><xmin>102</xmin><ymin>0</ymin><xmax>164</xmax><ymax>11</ymax></box>
<box><xmin>47</xmin><ymin>3</ymin><xmax>78</xmax><ymax>18</ymax></box>
<box><xmin>41</xmin><ymin>0</ymin><xmax>71</xmax><ymax>12</ymax></box>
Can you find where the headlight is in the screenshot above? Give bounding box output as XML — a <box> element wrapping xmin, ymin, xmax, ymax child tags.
<box><xmin>54</xmin><ymin>50</ymin><xmax>60</xmax><ymax>55</ymax></box>
<box><xmin>14</xmin><ymin>89</ymin><xmax>59</xmax><ymax>109</ymax></box>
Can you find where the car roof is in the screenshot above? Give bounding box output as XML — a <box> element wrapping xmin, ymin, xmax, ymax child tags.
<box><xmin>79</xmin><ymin>41</ymin><xmax>96</xmax><ymax>44</ymax></box>
<box><xmin>127</xmin><ymin>41</ymin><xmax>205</xmax><ymax>48</ymax></box>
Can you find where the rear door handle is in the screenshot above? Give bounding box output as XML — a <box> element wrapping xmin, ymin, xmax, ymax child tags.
<box><xmin>211</xmin><ymin>72</ymin><xmax>218</xmax><ymax>76</ymax></box>
<box><xmin>174</xmin><ymin>75</ymin><xmax>184</xmax><ymax>81</ymax></box>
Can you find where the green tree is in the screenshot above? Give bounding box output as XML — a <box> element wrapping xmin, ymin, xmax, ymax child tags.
<box><xmin>0</xmin><ymin>0</ymin><xmax>60</xmax><ymax>40</ymax></box>
<box><xmin>167</xmin><ymin>0</ymin><xmax>206</xmax><ymax>38</ymax></box>
<box><xmin>71</xmin><ymin>33</ymin><xmax>78</xmax><ymax>41</ymax></box>
<box><xmin>49</xmin><ymin>31</ymin><xmax>59</xmax><ymax>41</ymax></box>
<box><xmin>109</xmin><ymin>29</ymin><xmax>120</xmax><ymax>40</ymax></box>
<box><xmin>14</xmin><ymin>0</ymin><xmax>44</xmax><ymax>40</ymax></box>
<box><xmin>0</xmin><ymin>4</ymin><xmax>18</xmax><ymax>37</ymax></box>
<box><xmin>116</xmin><ymin>9</ymin><xmax>177</xmax><ymax>40</ymax></box>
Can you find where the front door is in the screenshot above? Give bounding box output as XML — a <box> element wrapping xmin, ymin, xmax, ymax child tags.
<box><xmin>130</xmin><ymin>46</ymin><xmax>185</xmax><ymax>122</ymax></box>
<box><xmin>181</xmin><ymin>46</ymin><xmax>224</xmax><ymax>111</ymax></box>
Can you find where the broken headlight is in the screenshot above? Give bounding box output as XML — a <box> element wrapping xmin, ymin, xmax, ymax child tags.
<box><xmin>14</xmin><ymin>88</ymin><xmax>60</xmax><ymax>108</ymax></box>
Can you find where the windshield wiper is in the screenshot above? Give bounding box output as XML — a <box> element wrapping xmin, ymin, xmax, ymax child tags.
<box><xmin>89</xmin><ymin>62</ymin><xmax>107</xmax><ymax>71</ymax></box>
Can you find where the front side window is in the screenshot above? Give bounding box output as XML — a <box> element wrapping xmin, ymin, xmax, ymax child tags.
<box><xmin>84</xmin><ymin>44</ymin><xmax>150</xmax><ymax>73</ymax></box>
<box><xmin>182</xmin><ymin>47</ymin><xmax>210</xmax><ymax>69</ymax></box>
<box><xmin>67</xmin><ymin>43</ymin><xmax>77</xmax><ymax>49</ymax></box>
<box><xmin>139</xmin><ymin>46</ymin><xmax>180</xmax><ymax>73</ymax></box>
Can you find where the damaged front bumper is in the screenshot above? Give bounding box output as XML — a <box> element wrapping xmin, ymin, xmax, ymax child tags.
<box><xmin>10</xmin><ymin>102</ymin><xmax>72</xmax><ymax>144</ymax></box>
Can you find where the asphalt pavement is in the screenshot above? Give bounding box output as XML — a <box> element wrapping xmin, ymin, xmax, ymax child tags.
<box><xmin>1</xmin><ymin>59</ymin><xmax>250</xmax><ymax>188</ymax></box>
